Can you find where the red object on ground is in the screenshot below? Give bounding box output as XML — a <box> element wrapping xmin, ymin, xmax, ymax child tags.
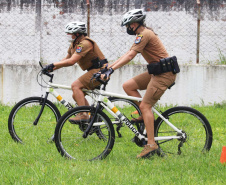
<box><xmin>220</xmin><ymin>146</ymin><xmax>226</xmax><ymax>164</ymax></box>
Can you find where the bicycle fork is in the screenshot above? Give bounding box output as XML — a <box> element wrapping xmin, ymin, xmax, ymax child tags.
<box><xmin>33</xmin><ymin>85</ymin><xmax>73</xmax><ymax>126</ymax></box>
<box><xmin>83</xmin><ymin>103</ymin><xmax>101</xmax><ymax>138</ymax></box>
<box><xmin>33</xmin><ymin>93</ymin><xmax>49</xmax><ymax>125</ymax></box>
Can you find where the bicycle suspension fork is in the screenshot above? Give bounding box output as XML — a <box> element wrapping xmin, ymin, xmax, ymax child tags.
<box><xmin>83</xmin><ymin>103</ymin><xmax>101</xmax><ymax>138</ymax></box>
<box><xmin>33</xmin><ymin>92</ymin><xmax>50</xmax><ymax>125</ymax></box>
<box><xmin>33</xmin><ymin>73</ymin><xmax>54</xmax><ymax>125</ymax></box>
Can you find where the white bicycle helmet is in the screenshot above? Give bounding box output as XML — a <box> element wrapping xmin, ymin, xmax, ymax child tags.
<box><xmin>65</xmin><ymin>22</ymin><xmax>87</xmax><ymax>34</ymax></box>
<box><xmin>121</xmin><ymin>9</ymin><xmax>146</xmax><ymax>26</ymax></box>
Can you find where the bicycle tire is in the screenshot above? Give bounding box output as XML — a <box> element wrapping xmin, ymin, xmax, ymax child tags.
<box><xmin>8</xmin><ymin>96</ymin><xmax>61</xmax><ymax>144</ymax></box>
<box><xmin>154</xmin><ymin>106</ymin><xmax>213</xmax><ymax>155</ymax></box>
<box><xmin>54</xmin><ymin>106</ymin><xmax>115</xmax><ymax>161</ymax></box>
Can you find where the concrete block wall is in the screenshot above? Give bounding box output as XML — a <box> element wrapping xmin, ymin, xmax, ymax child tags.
<box><xmin>0</xmin><ymin>64</ymin><xmax>226</xmax><ymax>106</ymax></box>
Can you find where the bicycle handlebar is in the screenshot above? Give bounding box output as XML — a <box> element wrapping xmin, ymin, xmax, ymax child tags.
<box><xmin>39</xmin><ymin>61</ymin><xmax>54</xmax><ymax>79</ymax></box>
<box><xmin>38</xmin><ymin>61</ymin><xmax>108</xmax><ymax>87</ymax></box>
<box><xmin>91</xmin><ymin>73</ymin><xmax>109</xmax><ymax>85</ymax></box>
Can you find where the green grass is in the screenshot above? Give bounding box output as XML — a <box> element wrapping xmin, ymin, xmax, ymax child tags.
<box><xmin>0</xmin><ymin>103</ymin><xmax>225</xmax><ymax>184</ymax></box>
<box><xmin>218</xmin><ymin>48</ymin><xmax>226</xmax><ymax>65</ymax></box>
<box><xmin>200</xmin><ymin>48</ymin><xmax>226</xmax><ymax>65</ymax></box>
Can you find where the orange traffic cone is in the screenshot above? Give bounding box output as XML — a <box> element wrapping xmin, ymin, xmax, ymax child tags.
<box><xmin>220</xmin><ymin>146</ymin><xmax>226</xmax><ymax>164</ymax></box>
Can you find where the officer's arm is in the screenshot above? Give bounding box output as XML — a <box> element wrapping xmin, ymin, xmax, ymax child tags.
<box><xmin>59</xmin><ymin>53</ymin><xmax>71</xmax><ymax>62</ymax></box>
<box><xmin>108</xmin><ymin>51</ymin><xmax>129</xmax><ymax>68</ymax></box>
<box><xmin>65</xmin><ymin>53</ymin><xmax>72</xmax><ymax>59</ymax></box>
<box><xmin>100</xmin><ymin>50</ymin><xmax>137</xmax><ymax>80</ymax></box>
<box><xmin>110</xmin><ymin>50</ymin><xmax>137</xmax><ymax>70</ymax></box>
<box><xmin>53</xmin><ymin>54</ymin><xmax>82</xmax><ymax>69</ymax></box>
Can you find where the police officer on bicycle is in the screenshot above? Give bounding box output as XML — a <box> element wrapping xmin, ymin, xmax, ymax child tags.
<box><xmin>100</xmin><ymin>9</ymin><xmax>178</xmax><ymax>158</ymax></box>
<box><xmin>44</xmin><ymin>21</ymin><xmax>108</xmax><ymax>122</ymax></box>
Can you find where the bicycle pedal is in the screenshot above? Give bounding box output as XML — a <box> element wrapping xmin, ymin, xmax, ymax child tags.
<box><xmin>69</xmin><ymin>119</ymin><xmax>90</xmax><ymax>124</ymax></box>
<box><xmin>156</xmin><ymin>148</ymin><xmax>167</xmax><ymax>157</ymax></box>
<box><xmin>131</xmin><ymin>119</ymin><xmax>144</xmax><ymax>124</ymax></box>
<box><xmin>69</xmin><ymin>119</ymin><xmax>80</xmax><ymax>124</ymax></box>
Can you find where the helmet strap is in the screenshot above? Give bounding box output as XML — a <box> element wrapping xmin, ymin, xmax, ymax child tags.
<box><xmin>73</xmin><ymin>33</ymin><xmax>82</xmax><ymax>46</ymax></box>
<box><xmin>134</xmin><ymin>24</ymin><xmax>141</xmax><ymax>33</ymax></box>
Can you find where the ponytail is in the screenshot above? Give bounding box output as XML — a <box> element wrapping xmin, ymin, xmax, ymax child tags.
<box><xmin>143</xmin><ymin>22</ymin><xmax>158</xmax><ymax>35</ymax></box>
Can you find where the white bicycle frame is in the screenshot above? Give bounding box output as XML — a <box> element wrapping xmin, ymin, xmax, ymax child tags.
<box><xmin>46</xmin><ymin>81</ymin><xmax>184</xmax><ymax>142</ymax></box>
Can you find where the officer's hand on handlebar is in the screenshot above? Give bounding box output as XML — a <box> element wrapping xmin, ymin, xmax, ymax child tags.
<box><xmin>92</xmin><ymin>73</ymin><xmax>101</xmax><ymax>80</ymax></box>
<box><xmin>100</xmin><ymin>67</ymin><xmax>114</xmax><ymax>80</ymax></box>
<box><xmin>42</xmin><ymin>63</ymin><xmax>55</xmax><ymax>73</ymax></box>
<box><xmin>99</xmin><ymin>66</ymin><xmax>109</xmax><ymax>74</ymax></box>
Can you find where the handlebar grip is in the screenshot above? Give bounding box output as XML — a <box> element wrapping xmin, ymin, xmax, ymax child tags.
<box><xmin>39</xmin><ymin>62</ymin><xmax>54</xmax><ymax>78</ymax></box>
<box><xmin>97</xmin><ymin>78</ymin><xmax>106</xmax><ymax>84</ymax></box>
<box><xmin>91</xmin><ymin>73</ymin><xmax>108</xmax><ymax>85</ymax></box>
<box><xmin>103</xmin><ymin>74</ymin><xmax>107</xmax><ymax>80</ymax></box>
<box><xmin>93</xmin><ymin>73</ymin><xmax>101</xmax><ymax>79</ymax></box>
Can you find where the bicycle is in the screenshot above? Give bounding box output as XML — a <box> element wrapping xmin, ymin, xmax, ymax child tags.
<box><xmin>54</xmin><ymin>73</ymin><xmax>213</xmax><ymax>161</ymax></box>
<box><xmin>8</xmin><ymin>62</ymin><xmax>142</xmax><ymax>144</ymax></box>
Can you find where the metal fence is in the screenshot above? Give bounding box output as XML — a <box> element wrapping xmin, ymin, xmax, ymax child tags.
<box><xmin>0</xmin><ymin>0</ymin><xmax>225</xmax><ymax>65</ymax></box>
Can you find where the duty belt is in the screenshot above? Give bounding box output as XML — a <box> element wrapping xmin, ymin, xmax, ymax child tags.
<box><xmin>147</xmin><ymin>56</ymin><xmax>180</xmax><ymax>75</ymax></box>
<box><xmin>87</xmin><ymin>58</ymin><xmax>108</xmax><ymax>71</ymax></box>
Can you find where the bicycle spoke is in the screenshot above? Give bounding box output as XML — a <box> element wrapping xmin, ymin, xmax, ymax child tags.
<box><xmin>55</xmin><ymin>106</ymin><xmax>115</xmax><ymax>160</ymax></box>
<box><xmin>155</xmin><ymin>107</ymin><xmax>212</xmax><ymax>155</ymax></box>
<box><xmin>8</xmin><ymin>98</ymin><xmax>61</xmax><ymax>144</ymax></box>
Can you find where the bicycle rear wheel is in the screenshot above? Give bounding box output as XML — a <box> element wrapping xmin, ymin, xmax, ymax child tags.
<box><xmin>154</xmin><ymin>106</ymin><xmax>213</xmax><ymax>155</ymax></box>
<box><xmin>54</xmin><ymin>106</ymin><xmax>115</xmax><ymax>161</ymax></box>
<box><xmin>8</xmin><ymin>97</ymin><xmax>61</xmax><ymax>144</ymax></box>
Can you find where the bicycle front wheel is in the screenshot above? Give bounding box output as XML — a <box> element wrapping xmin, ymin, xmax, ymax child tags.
<box><xmin>154</xmin><ymin>106</ymin><xmax>213</xmax><ymax>155</ymax></box>
<box><xmin>55</xmin><ymin>106</ymin><xmax>115</xmax><ymax>161</ymax></box>
<box><xmin>8</xmin><ymin>97</ymin><xmax>61</xmax><ymax>144</ymax></box>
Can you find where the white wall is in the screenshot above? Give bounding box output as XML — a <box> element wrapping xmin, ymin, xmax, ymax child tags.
<box><xmin>1</xmin><ymin>64</ymin><xmax>225</xmax><ymax>106</ymax></box>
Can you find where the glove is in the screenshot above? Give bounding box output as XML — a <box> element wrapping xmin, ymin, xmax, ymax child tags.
<box><xmin>99</xmin><ymin>66</ymin><xmax>108</xmax><ymax>74</ymax></box>
<box><xmin>43</xmin><ymin>63</ymin><xmax>55</xmax><ymax>72</ymax></box>
<box><xmin>102</xmin><ymin>68</ymin><xmax>114</xmax><ymax>79</ymax></box>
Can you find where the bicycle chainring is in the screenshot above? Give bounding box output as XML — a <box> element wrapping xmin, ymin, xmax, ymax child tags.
<box><xmin>133</xmin><ymin>122</ymin><xmax>147</xmax><ymax>147</ymax></box>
